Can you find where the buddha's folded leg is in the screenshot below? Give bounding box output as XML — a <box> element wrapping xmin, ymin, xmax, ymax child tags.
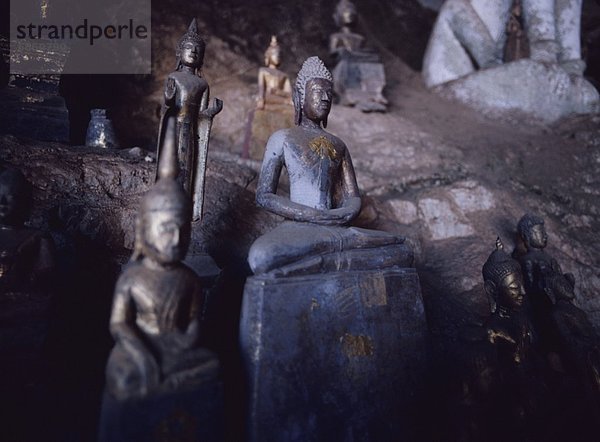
<box><xmin>248</xmin><ymin>222</ymin><xmax>406</xmax><ymax>275</ymax></box>
<box><xmin>248</xmin><ymin>222</ymin><xmax>343</xmax><ymax>274</ymax></box>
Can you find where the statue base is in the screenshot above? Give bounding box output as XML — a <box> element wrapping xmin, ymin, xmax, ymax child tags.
<box><xmin>98</xmin><ymin>376</ymin><xmax>224</xmax><ymax>442</ymax></box>
<box><xmin>437</xmin><ymin>59</ymin><xmax>600</xmax><ymax>123</ymax></box>
<box><xmin>240</xmin><ymin>267</ymin><xmax>428</xmax><ymax>441</ymax></box>
<box><xmin>332</xmin><ymin>55</ymin><xmax>387</xmax><ymax>113</ymax></box>
<box><xmin>243</xmin><ymin>105</ymin><xmax>294</xmax><ymax>161</ymax></box>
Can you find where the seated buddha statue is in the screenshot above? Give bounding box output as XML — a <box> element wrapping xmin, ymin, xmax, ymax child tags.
<box><xmin>105</xmin><ymin>118</ymin><xmax>217</xmax><ymax>400</ymax></box>
<box><xmin>256</xmin><ymin>36</ymin><xmax>293</xmax><ymax>110</ymax></box>
<box><xmin>248</xmin><ymin>56</ymin><xmax>410</xmax><ymax>276</ymax></box>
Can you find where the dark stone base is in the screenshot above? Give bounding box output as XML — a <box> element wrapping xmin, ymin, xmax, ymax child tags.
<box><xmin>98</xmin><ymin>378</ymin><xmax>224</xmax><ymax>442</ymax></box>
<box><xmin>240</xmin><ymin>267</ymin><xmax>428</xmax><ymax>441</ymax></box>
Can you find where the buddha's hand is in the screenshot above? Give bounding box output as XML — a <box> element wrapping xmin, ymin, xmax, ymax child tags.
<box><xmin>162</xmin><ymin>321</ymin><xmax>200</xmax><ymax>352</ymax></box>
<box><xmin>256</xmin><ymin>97</ymin><xmax>265</xmax><ymax>109</ymax></box>
<box><xmin>165</xmin><ymin>77</ymin><xmax>176</xmax><ymax>104</ymax></box>
<box><xmin>201</xmin><ymin>98</ymin><xmax>223</xmax><ymax>119</ymax></box>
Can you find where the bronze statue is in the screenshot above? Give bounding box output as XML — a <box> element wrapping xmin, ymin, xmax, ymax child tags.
<box><xmin>248</xmin><ymin>56</ymin><xmax>409</xmax><ymax>276</ymax></box>
<box><xmin>106</xmin><ymin>118</ymin><xmax>218</xmax><ymax>400</ymax></box>
<box><xmin>0</xmin><ymin>167</ymin><xmax>54</xmax><ymax>293</ymax></box>
<box><xmin>481</xmin><ymin>237</ymin><xmax>544</xmax><ymax>438</ymax></box>
<box><xmin>328</xmin><ymin>0</ymin><xmax>388</xmax><ymax>112</ymax></box>
<box><xmin>483</xmin><ymin>238</ymin><xmax>533</xmax><ymax>363</ymax></box>
<box><xmin>256</xmin><ymin>36</ymin><xmax>292</xmax><ymax>110</ymax></box>
<box><xmin>516</xmin><ymin>214</ymin><xmax>600</xmax><ymax>415</ymax></box>
<box><xmin>156</xmin><ymin>18</ymin><xmax>223</xmax><ymax>222</ymax></box>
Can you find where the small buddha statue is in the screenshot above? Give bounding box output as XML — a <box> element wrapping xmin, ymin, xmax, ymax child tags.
<box><xmin>0</xmin><ymin>167</ymin><xmax>54</xmax><ymax>294</ymax></box>
<box><xmin>483</xmin><ymin>238</ymin><xmax>533</xmax><ymax>366</ymax></box>
<box><xmin>105</xmin><ymin>118</ymin><xmax>217</xmax><ymax>400</ymax></box>
<box><xmin>328</xmin><ymin>0</ymin><xmax>387</xmax><ymax>111</ymax></box>
<box><xmin>329</xmin><ymin>0</ymin><xmax>365</xmax><ymax>57</ymax></box>
<box><xmin>256</xmin><ymin>36</ymin><xmax>292</xmax><ymax>110</ymax></box>
<box><xmin>248</xmin><ymin>56</ymin><xmax>410</xmax><ymax>276</ymax></box>
<box><xmin>481</xmin><ymin>238</ymin><xmax>544</xmax><ymax>437</ymax></box>
<box><xmin>157</xmin><ymin>18</ymin><xmax>222</xmax><ymax>221</ymax></box>
<box><xmin>515</xmin><ymin>213</ymin><xmax>562</xmax><ymax>293</ymax></box>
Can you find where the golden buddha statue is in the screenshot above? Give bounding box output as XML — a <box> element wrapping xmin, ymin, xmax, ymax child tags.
<box><xmin>256</xmin><ymin>36</ymin><xmax>292</xmax><ymax>110</ymax></box>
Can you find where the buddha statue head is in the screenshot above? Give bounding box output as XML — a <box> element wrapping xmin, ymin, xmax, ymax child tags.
<box><xmin>0</xmin><ymin>167</ymin><xmax>32</xmax><ymax>228</ymax></box>
<box><xmin>264</xmin><ymin>35</ymin><xmax>282</xmax><ymax>68</ymax></box>
<box><xmin>517</xmin><ymin>213</ymin><xmax>548</xmax><ymax>251</ymax></box>
<box><xmin>176</xmin><ymin>18</ymin><xmax>205</xmax><ymax>71</ymax></box>
<box><xmin>293</xmin><ymin>56</ymin><xmax>334</xmax><ymax>127</ymax></box>
<box><xmin>333</xmin><ymin>0</ymin><xmax>358</xmax><ymax>28</ymax></box>
<box><xmin>133</xmin><ymin>117</ymin><xmax>192</xmax><ymax>265</ymax></box>
<box><xmin>483</xmin><ymin>237</ymin><xmax>526</xmax><ymax>314</ymax></box>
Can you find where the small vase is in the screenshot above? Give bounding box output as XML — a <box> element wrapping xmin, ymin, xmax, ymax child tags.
<box><xmin>85</xmin><ymin>109</ymin><xmax>120</xmax><ymax>149</ymax></box>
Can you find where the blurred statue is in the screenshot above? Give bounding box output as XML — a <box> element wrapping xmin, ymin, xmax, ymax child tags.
<box><xmin>156</xmin><ymin>18</ymin><xmax>223</xmax><ymax>222</ymax></box>
<box><xmin>106</xmin><ymin>118</ymin><xmax>218</xmax><ymax>400</ymax></box>
<box><xmin>422</xmin><ymin>0</ymin><xmax>599</xmax><ymax>122</ymax></box>
<box><xmin>0</xmin><ymin>167</ymin><xmax>54</xmax><ymax>293</ymax></box>
<box><xmin>329</xmin><ymin>0</ymin><xmax>387</xmax><ymax>112</ymax></box>
<box><xmin>244</xmin><ymin>36</ymin><xmax>294</xmax><ymax>160</ymax></box>
<box><xmin>248</xmin><ymin>57</ymin><xmax>410</xmax><ymax>275</ymax></box>
<box><xmin>515</xmin><ymin>214</ymin><xmax>600</xmax><ymax>413</ymax></box>
<box><xmin>256</xmin><ymin>36</ymin><xmax>292</xmax><ymax>110</ymax></box>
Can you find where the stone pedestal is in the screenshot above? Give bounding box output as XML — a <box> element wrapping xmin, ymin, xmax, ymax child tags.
<box><xmin>98</xmin><ymin>375</ymin><xmax>224</xmax><ymax>442</ymax></box>
<box><xmin>240</xmin><ymin>267</ymin><xmax>428</xmax><ymax>441</ymax></box>
<box><xmin>243</xmin><ymin>105</ymin><xmax>294</xmax><ymax>161</ymax></box>
<box><xmin>332</xmin><ymin>52</ymin><xmax>387</xmax><ymax>112</ymax></box>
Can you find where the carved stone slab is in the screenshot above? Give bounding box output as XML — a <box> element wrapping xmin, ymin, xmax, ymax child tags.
<box><xmin>240</xmin><ymin>267</ymin><xmax>428</xmax><ymax>441</ymax></box>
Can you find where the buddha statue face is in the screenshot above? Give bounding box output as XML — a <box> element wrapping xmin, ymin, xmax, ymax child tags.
<box><xmin>527</xmin><ymin>223</ymin><xmax>548</xmax><ymax>249</ymax></box>
<box><xmin>496</xmin><ymin>272</ymin><xmax>526</xmax><ymax>310</ymax></box>
<box><xmin>179</xmin><ymin>40</ymin><xmax>204</xmax><ymax>69</ymax></box>
<box><xmin>303</xmin><ymin>78</ymin><xmax>333</xmax><ymax>123</ymax></box>
<box><xmin>0</xmin><ymin>169</ymin><xmax>30</xmax><ymax>227</ymax></box>
<box><xmin>142</xmin><ymin>208</ymin><xmax>190</xmax><ymax>265</ymax></box>
<box><xmin>266</xmin><ymin>47</ymin><xmax>281</xmax><ymax>67</ymax></box>
<box><xmin>517</xmin><ymin>213</ymin><xmax>547</xmax><ymax>250</ymax></box>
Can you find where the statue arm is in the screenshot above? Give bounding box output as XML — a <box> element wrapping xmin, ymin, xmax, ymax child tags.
<box><xmin>336</xmin><ymin>146</ymin><xmax>362</xmax><ymax>223</ymax></box>
<box><xmin>164</xmin><ymin>76</ymin><xmax>177</xmax><ymax>108</ymax></box>
<box><xmin>200</xmin><ymin>84</ymin><xmax>209</xmax><ymax>112</ymax></box>
<box><xmin>109</xmin><ymin>280</ymin><xmax>160</xmax><ymax>390</ymax></box>
<box><xmin>448</xmin><ymin>1</ymin><xmax>503</xmax><ymax>67</ymax></box>
<box><xmin>256</xmin><ymin>133</ymin><xmax>354</xmax><ymax>225</ymax></box>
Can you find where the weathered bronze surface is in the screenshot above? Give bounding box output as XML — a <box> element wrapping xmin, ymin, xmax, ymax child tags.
<box><xmin>105</xmin><ymin>118</ymin><xmax>218</xmax><ymax>400</ymax></box>
<box><xmin>248</xmin><ymin>56</ymin><xmax>410</xmax><ymax>276</ymax></box>
<box><xmin>156</xmin><ymin>19</ymin><xmax>223</xmax><ymax>222</ymax></box>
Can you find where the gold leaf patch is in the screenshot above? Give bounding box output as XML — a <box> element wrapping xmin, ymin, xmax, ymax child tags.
<box><xmin>309</xmin><ymin>135</ymin><xmax>339</xmax><ymax>160</ymax></box>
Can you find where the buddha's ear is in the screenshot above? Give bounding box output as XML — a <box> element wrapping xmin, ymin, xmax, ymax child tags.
<box><xmin>292</xmin><ymin>88</ymin><xmax>302</xmax><ymax>126</ymax></box>
<box><xmin>322</xmin><ymin>114</ymin><xmax>328</xmax><ymax>129</ymax></box>
<box><xmin>484</xmin><ymin>280</ymin><xmax>497</xmax><ymax>313</ymax></box>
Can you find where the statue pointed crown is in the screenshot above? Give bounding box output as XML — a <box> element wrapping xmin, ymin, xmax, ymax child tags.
<box><xmin>334</xmin><ymin>0</ymin><xmax>358</xmax><ymax>27</ymax></box>
<box><xmin>178</xmin><ymin>18</ymin><xmax>205</xmax><ymax>52</ymax></box>
<box><xmin>294</xmin><ymin>56</ymin><xmax>333</xmax><ymax>107</ymax></box>
<box><xmin>482</xmin><ymin>237</ymin><xmax>522</xmax><ymax>286</ymax></box>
